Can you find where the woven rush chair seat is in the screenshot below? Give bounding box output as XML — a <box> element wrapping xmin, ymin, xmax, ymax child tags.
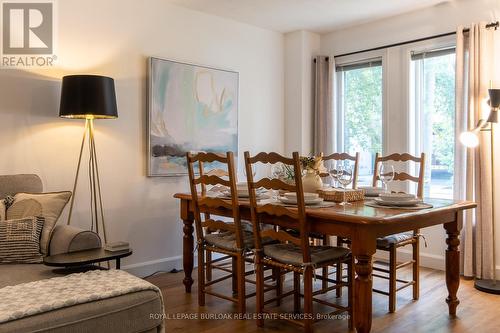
<box><xmin>205</xmin><ymin>231</ymin><xmax>254</xmax><ymax>251</ymax></box>
<box><xmin>263</xmin><ymin>243</ymin><xmax>350</xmax><ymax>266</ymax></box>
<box><xmin>285</xmin><ymin>228</ymin><xmax>324</xmax><ymax>240</ymax></box>
<box><xmin>205</xmin><ymin>230</ymin><xmax>275</xmax><ymax>252</ymax></box>
<box><xmin>376</xmin><ymin>232</ymin><xmax>414</xmax><ymax>248</ymax></box>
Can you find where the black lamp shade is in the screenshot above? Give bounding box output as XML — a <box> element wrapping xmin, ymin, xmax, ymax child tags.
<box><xmin>59</xmin><ymin>75</ymin><xmax>118</xmax><ymax>119</ymax></box>
<box><xmin>488</xmin><ymin>89</ymin><xmax>500</xmax><ymax>109</ymax></box>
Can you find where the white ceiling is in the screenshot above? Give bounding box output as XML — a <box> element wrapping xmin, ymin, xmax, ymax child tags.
<box><xmin>166</xmin><ymin>0</ymin><xmax>451</xmax><ymax>33</ymax></box>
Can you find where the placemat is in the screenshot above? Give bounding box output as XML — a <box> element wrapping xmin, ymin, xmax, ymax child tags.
<box><xmin>364</xmin><ymin>201</ymin><xmax>433</xmax><ymax>210</ymax></box>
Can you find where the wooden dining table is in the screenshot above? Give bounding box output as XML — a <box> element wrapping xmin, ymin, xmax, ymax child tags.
<box><xmin>174</xmin><ymin>193</ymin><xmax>476</xmax><ymax>333</ymax></box>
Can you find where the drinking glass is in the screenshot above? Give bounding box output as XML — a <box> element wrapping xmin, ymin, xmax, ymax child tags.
<box><xmin>337</xmin><ymin>165</ymin><xmax>353</xmax><ymax>205</ymax></box>
<box><xmin>379</xmin><ymin>163</ymin><xmax>395</xmax><ymax>193</ymax></box>
<box><xmin>270</xmin><ymin>164</ymin><xmax>283</xmax><ymax>200</ymax></box>
<box><xmin>328</xmin><ymin>162</ymin><xmax>340</xmax><ymax>188</ymax></box>
<box><xmin>243</xmin><ymin>164</ymin><xmax>256</xmax><ymax>179</ymax></box>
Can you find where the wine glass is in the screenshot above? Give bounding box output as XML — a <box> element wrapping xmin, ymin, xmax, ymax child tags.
<box><xmin>379</xmin><ymin>163</ymin><xmax>395</xmax><ymax>193</ymax></box>
<box><xmin>337</xmin><ymin>165</ymin><xmax>353</xmax><ymax>205</ymax></box>
<box><xmin>328</xmin><ymin>162</ymin><xmax>340</xmax><ymax>188</ymax></box>
<box><xmin>243</xmin><ymin>164</ymin><xmax>256</xmax><ymax>179</ymax></box>
<box><xmin>270</xmin><ymin>164</ymin><xmax>283</xmax><ymax>200</ymax></box>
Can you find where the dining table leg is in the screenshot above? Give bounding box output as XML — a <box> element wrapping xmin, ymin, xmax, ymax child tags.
<box><xmin>352</xmin><ymin>236</ymin><xmax>376</xmax><ymax>333</ymax></box>
<box><xmin>181</xmin><ymin>199</ymin><xmax>195</xmax><ymax>293</ymax></box>
<box><xmin>444</xmin><ymin>213</ymin><xmax>462</xmax><ymax>316</ymax></box>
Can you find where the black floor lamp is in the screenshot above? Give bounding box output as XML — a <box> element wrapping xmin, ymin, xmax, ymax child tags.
<box><xmin>59</xmin><ymin>75</ymin><xmax>118</xmax><ymax>244</ymax></box>
<box><xmin>460</xmin><ymin>88</ymin><xmax>500</xmax><ymax>294</ymax></box>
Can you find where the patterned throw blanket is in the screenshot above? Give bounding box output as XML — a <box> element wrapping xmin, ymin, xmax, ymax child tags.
<box><xmin>0</xmin><ymin>269</ymin><xmax>164</xmax><ymax>324</ymax></box>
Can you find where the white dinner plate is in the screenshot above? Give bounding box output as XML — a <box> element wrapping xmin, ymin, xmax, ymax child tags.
<box><xmin>221</xmin><ymin>190</ymin><xmax>267</xmax><ymax>199</ymax></box>
<box><xmin>378</xmin><ymin>193</ymin><xmax>416</xmax><ymax>202</ymax></box>
<box><xmin>283</xmin><ymin>192</ymin><xmax>319</xmax><ymax>200</ymax></box>
<box><xmin>359</xmin><ymin>186</ymin><xmax>385</xmax><ymax>197</ymax></box>
<box><xmin>374</xmin><ymin>198</ymin><xmax>422</xmax><ymax>207</ymax></box>
<box><xmin>278</xmin><ymin>197</ymin><xmax>324</xmax><ymax>205</ymax></box>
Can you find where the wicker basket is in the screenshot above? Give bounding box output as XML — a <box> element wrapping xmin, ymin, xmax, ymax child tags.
<box><xmin>317</xmin><ymin>188</ymin><xmax>365</xmax><ymax>203</ymax></box>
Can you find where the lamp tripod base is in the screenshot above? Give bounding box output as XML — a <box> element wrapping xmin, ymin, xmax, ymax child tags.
<box><xmin>67</xmin><ymin>118</ymin><xmax>108</xmax><ymax>244</ymax></box>
<box><xmin>474</xmin><ymin>279</ymin><xmax>500</xmax><ymax>294</ymax></box>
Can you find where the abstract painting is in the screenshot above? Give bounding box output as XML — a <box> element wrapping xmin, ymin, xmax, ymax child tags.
<box><xmin>148</xmin><ymin>57</ymin><xmax>239</xmax><ymax>176</ymax></box>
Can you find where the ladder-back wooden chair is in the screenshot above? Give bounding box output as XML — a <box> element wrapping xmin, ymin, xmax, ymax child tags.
<box><xmin>244</xmin><ymin>151</ymin><xmax>353</xmax><ymax>333</ymax></box>
<box><xmin>372</xmin><ymin>152</ymin><xmax>425</xmax><ymax>313</ymax></box>
<box><xmin>186</xmin><ymin>151</ymin><xmax>251</xmax><ymax>313</ymax></box>
<box><xmin>318</xmin><ymin>152</ymin><xmax>360</xmax><ymax>294</ymax></box>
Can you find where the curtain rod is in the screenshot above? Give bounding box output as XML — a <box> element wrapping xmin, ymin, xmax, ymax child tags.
<box><xmin>334</xmin><ymin>21</ymin><xmax>499</xmax><ymax>59</ymax></box>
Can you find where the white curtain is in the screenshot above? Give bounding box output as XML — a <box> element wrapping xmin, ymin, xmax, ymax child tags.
<box><xmin>455</xmin><ymin>22</ymin><xmax>500</xmax><ymax>279</ymax></box>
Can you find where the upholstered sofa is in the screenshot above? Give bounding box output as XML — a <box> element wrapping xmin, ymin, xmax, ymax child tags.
<box><xmin>0</xmin><ymin>174</ymin><xmax>164</xmax><ymax>333</ymax></box>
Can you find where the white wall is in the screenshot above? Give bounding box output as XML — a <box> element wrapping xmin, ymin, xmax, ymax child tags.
<box><xmin>318</xmin><ymin>0</ymin><xmax>500</xmax><ymax>272</ymax></box>
<box><xmin>284</xmin><ymin>31</ymin><xmax>320</xmax><ymax>155</ymax></box>
<box><xmin>321</xmin><ymin>0</ymin><xmax>499</xmax><ymax>56</ymax></box>
<box><xmin>0</xmin><ymin>0</ymin><xmax>284</xmax><ymax>276</ymax></box>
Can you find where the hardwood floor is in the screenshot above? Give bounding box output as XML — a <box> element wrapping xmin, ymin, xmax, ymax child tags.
<box><xmin>146</xmin><ymin>263</ymin><xmax>500</xmax><ymax>333</ymax></box>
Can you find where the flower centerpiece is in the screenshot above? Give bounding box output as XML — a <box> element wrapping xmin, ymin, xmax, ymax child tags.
<box><xmin>300</xmin><ymin>155</ymin><xmax>324</xmax><ymax>193</ymax></box>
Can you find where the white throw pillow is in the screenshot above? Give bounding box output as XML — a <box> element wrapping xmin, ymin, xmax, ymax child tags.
<box><xmin>7</xmin><ymin>191</ymin><xmax>71</xmax><ymax>255</ymax></box>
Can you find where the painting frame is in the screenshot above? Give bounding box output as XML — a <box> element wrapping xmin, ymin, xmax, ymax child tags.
<box><xmin>147</xmin><ymin>56</ymin><xmax>239</xmax><ymax>177</ymax></box>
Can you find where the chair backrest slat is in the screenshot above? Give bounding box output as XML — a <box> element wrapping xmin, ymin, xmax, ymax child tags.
<box><xmin>372</xmin><ymin>152</ymin><xmax>426</xmax><ymax>199</ymax></box>
<box><xmin>376</xmin><ymin>152</ymin><xmax>422</xmax><ymax>163</ymax></box>
<box><xmin>387</xmin><ymin>172</ymin><xmax>419</xmax><ymax>183</ymax></box>
<box><xmin>256</xmin><ymin>203</ymin><xmax>299</xmax><ymax>220</ymax></box>
<box><xmin>190</xmin><ymin>152</ymin><xmax>229</xmax><ymax>164</ymax></box>
<box><xmin>252</xmin><ymin>178</ymin><xmax>296</xmax><ymax>192</ymax></box>
<box><xmin>247</xmin><ymin>152</ymin><xmax>294</xmax><ymax>165</ymax></box>
<box><xmin>323</xmin><ymin>152</ymin><xmax>357</xmax><ymax>161</ymax></box>
<box><xmin>244</xmin><ymin>151</ymin><xmax>311</xmax><ymax>264</ymax></box>
<box><xmin>202</xmin><ymin>219</ymin><xmax>237</xmax><ymax>233</ymax></box>
<box><xmin>198</xmin><ymin>196</ymin><xmax>234</xmax><ymax>210</ymax></box>
<box><xmin>194</xmin><ymin>174</ymin><xmax>231</xmax><ymax>187</ymax></box>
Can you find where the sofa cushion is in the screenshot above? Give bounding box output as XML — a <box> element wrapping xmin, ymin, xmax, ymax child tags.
<box><xmin>0</xmin><ymin>216</ymin><xmax>44</xmax><ymax>264</ymax></box>
<box><xmin>0</xmin><ymin>268</ymin><xmax>164</xmax><ymax>333</ymax></box>
<box><xmin>7</xmin><ymin>192</ymin><xmax>71</xmax><ymax>255</ymax></box>
<box><xmin>0</xmin><ymin>263</ymin><xmax>59</xmax><ymax>289</ymax></box>
<box><xmin>0</xmin><ymin>290</ymin><xmax>163</xmax><ymax>333</ymax></box>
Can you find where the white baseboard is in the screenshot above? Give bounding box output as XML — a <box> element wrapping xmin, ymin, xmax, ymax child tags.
<box><xmin>374</xmin><ymin>249</ymin><xmax>445</xmax><ymax>271</ymax></box>
<box><xmin>126</xmin><ymin>250</ymin><xmax>444</xmax><ymax>278</ymax></box>
<box><xmin>124</xmin><ymin>251</ymin><xmax>500</xmax><ymax>279</ymax></box>
<box><xmin>375</xmin><ymin>249</ymin><xmax>500</xmax><ymax>277</ymax></box>
<box><xmin>123</xmin><ymin>254</ymin><xmax>197</xmax><ymax>278</ymax></box>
